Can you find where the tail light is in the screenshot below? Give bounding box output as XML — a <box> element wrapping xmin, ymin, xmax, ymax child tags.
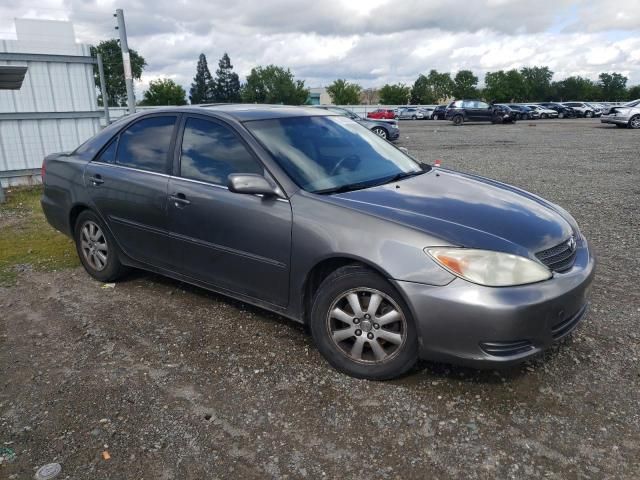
<box><xmin>41</xmin><ymin>158</ymin><xmax>46</xmax><ymax>183</ymax></box>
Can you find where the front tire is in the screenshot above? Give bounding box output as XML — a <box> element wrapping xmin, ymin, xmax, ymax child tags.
<box><xmin>558</xmin><ymin>112</ymin><xmax>564</xmax><ymax>119</ymax></box>
<box><xmin>371</xmin><ymin>127</ymin><xmax>388</xmax><ymax>139</ymax></box>
<box><xmin>310</xmin><ymin>265</ymin><xmax>418</xmax><ymax>380</ymax></box>
<box><xmin>452</xmin><ymin>115</ymin><xmax>464</xmax><ymax>126</ymax></box>
<box><xmin>629</xmin><ymin>115</ymin><xmax>640</xmax><ymax>129</ymax></box>
<box><xmin>74</xmin><ymin>210</ymin><xmax>127</xmax><ymax>282</ymax></box>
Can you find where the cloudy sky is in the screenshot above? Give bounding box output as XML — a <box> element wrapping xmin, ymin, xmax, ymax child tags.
<box><xmin>1</xmin><ymin>0</ymin><xmax>639</xmax><ymax>93</ymax></box>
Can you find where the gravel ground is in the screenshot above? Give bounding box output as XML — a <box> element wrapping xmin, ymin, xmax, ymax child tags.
<box><xmin>1</xmin><ymin>118</ymin><xmax>639</xmax><ymax>479</ymax></box>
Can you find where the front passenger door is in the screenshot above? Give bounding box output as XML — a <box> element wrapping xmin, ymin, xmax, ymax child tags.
<box><xmin>167</xmin><ymin>115</ymin><xmax>292</xmax><ymax>307</ymax></box>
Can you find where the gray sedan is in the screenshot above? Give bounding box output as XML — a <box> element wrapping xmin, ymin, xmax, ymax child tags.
<box><xmin>600</xmin><ymin>99</ymin><xmax>640</xmax><ymax>128</ymax></box>
<box><xmin>41</xmin><ymin>105</ymin><xmax>594</xmax><ymax>379</ymax></box>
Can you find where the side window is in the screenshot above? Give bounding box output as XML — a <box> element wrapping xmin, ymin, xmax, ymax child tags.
<box><xmin>116</xmin><ymin>116</ymin><xmax>177</xmax><ymax>173</ymax></box>
<box><xmin>97</xmin><ymin>138</ymin><xmax>117</xmax><ymax>163</ymax></box>
<box><xmin>180</xmin><ymin>117</ymin><xmax>263</xmax><ymax>185</ymax></box>
<box><xmin>476</xmin><ymin>101</ymin><xmax>490</xmax><ymax>109</ymax></box>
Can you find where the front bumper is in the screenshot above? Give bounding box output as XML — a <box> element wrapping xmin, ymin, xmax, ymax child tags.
<box><xmin>395</xmin><ymin>241</ymin><xmax>595</xmax><ymax>368</ymax></box>
<box><xmin>601</xmin><ymin>115</ymin><xmax>630</xmax><ymax>125</ymax></box>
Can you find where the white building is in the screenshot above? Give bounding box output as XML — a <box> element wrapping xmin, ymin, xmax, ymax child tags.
<box><xmin>0</xmin><ymin>19</ymin><xmax>101</xmax><ymax>186</ymax></box>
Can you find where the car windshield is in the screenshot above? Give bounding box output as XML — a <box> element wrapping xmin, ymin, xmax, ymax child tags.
<box><xmin>245</xmin><ymin>115</ymin><xmax>424</xmax><ymax>194</ymax></box>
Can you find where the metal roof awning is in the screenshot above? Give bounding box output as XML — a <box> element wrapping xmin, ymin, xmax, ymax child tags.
<box><xmin>0</xmin><ymin>65</ymin><xmax>28</xmax><ymax>90</ymax></box>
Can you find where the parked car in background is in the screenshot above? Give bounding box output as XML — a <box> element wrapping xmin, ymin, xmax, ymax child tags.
<box><xmin>600</xmin><ymin>99</ymin><xmax>640</xmax><ymax>129</ymax></box>
<box><xmin>585</xmin><ymin>103</ymin><xmax>604</xmax><ymax>117</ymax></box>
<box><xmin>505</xmin><ymin>104</ymin><xmax>538</xmax><ymax>120</ymax></box>
<box><xmin>445</xmin><ymin>100</ymin><xmax>517</xmax><ymax>125</ymax></box>
<box><xmin>431</xmin><ymin>105</ymin><xmax>447</xmax><ymax>120</ymax></box>
<box><xmin>367</xmin><ymin>109</ymin><xmax>396</xmax><ymax>120</ymax></box>
<box><xmin>538</xmin><ymin>102</ymin><xmax>577</xmax><ymax>118</ymax></box>
<box><xmin>41</xmin><ymin>104</ymin><xmax>595</xmax><ymax>379</ymax></box>
<box><xmin>562</xmin><ymin>102</ymin><xmax>597</xmax><ymax>118</ymax></box>
<box><xmin>525</xmin><ymin>105</ymin><xmax>558</xmax><ymax>119</ymax></box>
<box><xmin>417</xmin><ymin>107</ymin><xmax>435</xmax><ymax>120</ymax></box>
<box><xmin>315</xmin><ymin>106</ymin><xmax>400</xmax><ymax>140</ymax></box>
<box><xmin>397</xmin><ymin>107</ymin><xmax>425</xmax><ymax>120</ymax></box>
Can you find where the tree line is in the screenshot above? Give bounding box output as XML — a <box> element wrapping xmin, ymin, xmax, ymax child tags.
<box><xmin>91</xmin><ymin>40</ymin><xmax>639</xmax><ymax>107</ymax></box>
<box><xmin>374</xmin><ymin>67</ymin><xmax>639</xmax><ymax>105</ymax></box>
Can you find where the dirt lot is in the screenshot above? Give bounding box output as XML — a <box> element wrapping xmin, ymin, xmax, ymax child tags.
<box><xmin>1</xmin><ymin>118</ymin><xmax>639</xmax><ymax>479</ymax></box>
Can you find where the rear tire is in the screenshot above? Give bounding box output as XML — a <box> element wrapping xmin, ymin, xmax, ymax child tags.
<box><xmin>74</xmin><ymin>210</ymin><xmax>127</xmax><ymax>282</ymax></box>
<box><xmin>310</xmin><ymin>265</ymin><xmax>418</xmax><ymax>380</ymax></box>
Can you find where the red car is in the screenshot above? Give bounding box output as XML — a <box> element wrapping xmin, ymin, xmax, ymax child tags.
<box><xmin>367</xmin><ymin>109</ymin><xmax>396</xmax><ymax>120</ymax></box>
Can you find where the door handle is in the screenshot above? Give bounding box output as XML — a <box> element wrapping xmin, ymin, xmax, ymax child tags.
<box><xmin>89</xmin><ymin>174</ymin><xmax>104</xmax><ymax>186</ymax></box>
<box><xmin>169</xmin><ymin>193</ymin><xmax>191</xmax><ymax>207</ymax></box>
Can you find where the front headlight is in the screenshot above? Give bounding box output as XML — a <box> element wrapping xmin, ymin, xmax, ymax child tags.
<box><xmin>425</xmin><ymin>248</ymin><xmax>552</xmax><ymax>287</ymax></box>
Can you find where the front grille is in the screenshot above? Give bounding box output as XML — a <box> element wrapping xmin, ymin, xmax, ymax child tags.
<box><xmin>552</xmin><ymin>305</ymin><xmax>587</xmax><ymax>340</ymax></box>
<box><xmin>536</xmin><ymin>237</ymin><xmax>577</xmax><ymax>272</ymax></box>
<box><xmin>480</xmin><ymin>340</ymin><xmax>534</xmax><ymax>357</ymax></box>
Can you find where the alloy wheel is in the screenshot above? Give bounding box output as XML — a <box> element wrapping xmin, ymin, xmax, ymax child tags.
<box><xmin>629</xmin><ymin>116</ymin><xmax>640</xmax><ymax>129</ymax></box>
<box><xmin>326</xmin><ymin>288</ymin><xmax>407</xmax><ymax>364</ymax></box>
<box><xmin>80</xmin><ymin>221</ymin><xmax>108</xmax><ymax>271</ymax></box>
<box><xmin>372</xmin><ymin>127</ymin><xmax>387</xmax><ymax>139</ymax></box>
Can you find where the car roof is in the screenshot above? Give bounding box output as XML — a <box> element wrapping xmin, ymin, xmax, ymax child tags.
<box><xmin>145</xmin><ymin>104</ymin><xmax>335</xmax><ymax>121</ymax></box>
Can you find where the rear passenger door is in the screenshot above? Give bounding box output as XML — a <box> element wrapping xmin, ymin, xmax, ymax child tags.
<box><xmin>166</xmin><ymin>115</ymin><xmax>292</xmax><ymax>307</ymax></box>
<box><xmin>84</xmin><ymin>114</ymin><xmax>178</xmax><ymax>268</ymax></box>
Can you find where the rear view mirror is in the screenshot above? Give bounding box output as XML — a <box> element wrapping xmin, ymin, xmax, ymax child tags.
<box><xmin>228</xmin><ymin>174</ymin><xmax>279</xmax><ymax>196</ymax></box>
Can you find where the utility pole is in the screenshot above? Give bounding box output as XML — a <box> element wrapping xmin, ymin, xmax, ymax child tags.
<box><xmin>96</xmin><ymin>53</ymin><xmax>111</xmax><ymax>124</ymax></box>
<box><xmin>114</xmin><ymin>9</ymin><xmax>135</xmax><ymax>114</ymax></box>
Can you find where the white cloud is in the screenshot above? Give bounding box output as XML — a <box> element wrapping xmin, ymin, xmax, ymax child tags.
<box><xmin>1</xmin><ymin>0</ymin><xmax>639</xmax><ymax>95</ymax></box>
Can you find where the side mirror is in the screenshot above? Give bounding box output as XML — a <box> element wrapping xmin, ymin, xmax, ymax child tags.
<box><xmin>228</xmin><ymin>174</ymin><xmax>279</xmax><ymax>196</ymax></box>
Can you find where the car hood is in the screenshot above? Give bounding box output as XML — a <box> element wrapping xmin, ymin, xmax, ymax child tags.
<box><xmin>325</xmin><ymin>169</ymin><xmax>574</xmax><ymax>258</ymax></box>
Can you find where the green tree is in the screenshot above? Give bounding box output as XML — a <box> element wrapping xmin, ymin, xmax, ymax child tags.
<box><xmin>520</xmin><ymin>66</ymin><xmax>553</xmax><ymax>101</ymax></box>
<box><xmin>410</xmin><ymin>74</ymin><xmax>437</xmax><ymax>104</ymax></box>
<box><xmin>326</xmin><ymin>79</ymin><xmax>362</xmax><ymax>105</ymax></box>
<box><xmin>483</xmin><ymin>69</ymin><xmax>526</xmax><ymax>102</ymax></box>
<box><xmin>379</xmin><ymin>83</ymin><xmax>411</xmax><ymax>104</ymax></box>
<box><xmin>552</xmin><ymin>76</ymin><xmax>597</xmax><ymax>101</ymax></box>
<box><xmin>241</xmin><ymin>65</ymin><xmax>309</xmax><ymax>105</ymax></box>
<box><xmin>189</xmin><ymin>53</ymin><xmax>215</xmax><ymax>104</ymax></box>
<box><xmin>452</xmin><ymin>70</ymin><xmax>479</xmax><ymax>99</ymax></box>
<box><xmin>141</xmin><ymin>78</ymin><xmax>187</xmax><ymax>106</ymax></box>
<box><xmin>627</xmin><ymin>85</ymin><xmax>640</xmax><ymax>100</ymax></box>
<box><xmin>91</xmin><ymin>39</ymin><xmax>147</xmax><ymax>107</ymax></box>
<box><xmin>427</xmin><ymin>70</ymin><xmax>454</xmax><ymax>102</ymax></box>
<box><xmin>213</xmin><ymin>53</ymin><xmax>241</xmax><ymax>103</ymax></box>
<box><xmin>598</xmin><ymin>72</ymin><xmax>627</xmax><ymax>101</ymax></box>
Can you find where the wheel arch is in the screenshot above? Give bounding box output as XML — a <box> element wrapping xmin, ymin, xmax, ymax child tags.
<box><xmin>300</xmin><ymin>255</ymin><xmax>395</xmax><ymax>324</ymax></box>
<box><xmin>69</xmin><ymin>203</ymin><xmax>92</xmax><ymax>232</ymax></box>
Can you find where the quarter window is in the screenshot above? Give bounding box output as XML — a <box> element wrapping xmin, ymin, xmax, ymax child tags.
<box><xmin>116</xmin><ymin>116</ymin><xmax>177</xmax><ymax>173</ymax></box>
<box><xmin>97</xmin><ymin>138</ymin><xmax>117</xmax><ymax>163</ymax></box>
<box><xmin>180</xmin><ymin>117</ymin><xmax>263</xmax><ymax>185</ymax></box>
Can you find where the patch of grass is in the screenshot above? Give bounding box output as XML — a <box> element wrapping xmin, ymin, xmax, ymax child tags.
<box><xmin>0</xmin><ymin>186</ymin><xmax>79</xmax><ymax>286</ymax></box>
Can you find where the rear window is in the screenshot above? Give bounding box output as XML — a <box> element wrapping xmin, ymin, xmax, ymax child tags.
<box><xmin>116</xmin><ymin>116</ymin><xmax>177</xmax><ymax>173</ymax></box>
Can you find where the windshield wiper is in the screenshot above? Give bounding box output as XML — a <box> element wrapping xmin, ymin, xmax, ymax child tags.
<box><xmin>313</xmin><ymin>180</ymin><xmax>382</xmax><ymax>195</ymax></box>
<box><xmin>314</xmin><ymin>168</ymin><xmax>427</xmax><ymax>195</ymax></box>
<box><xmin>376</xmin><ymin>169</ymin><xmax>426</xmax><ymax>186</ymax></box>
